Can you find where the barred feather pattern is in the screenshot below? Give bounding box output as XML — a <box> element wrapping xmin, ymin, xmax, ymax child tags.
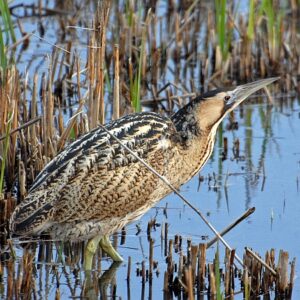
<box><xmin>10</xmin><ymin>113</ymin><xmax>178</xmax><ymax>238</ymax></box>
<box><xmin>10</xmin><ymin>108</ymin><xmax>216</xmax><ymax>241</ymax></box>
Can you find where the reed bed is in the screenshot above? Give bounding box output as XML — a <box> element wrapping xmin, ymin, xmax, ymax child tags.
<box><xmin>0</xmin><ymin>0</ymin><xmax>299</xmax><ymax>298</ymax></box>
<box><xmin>1</xmin><ymin>229</ymin><xmax>296</xmax><ymax>299</ymax></box>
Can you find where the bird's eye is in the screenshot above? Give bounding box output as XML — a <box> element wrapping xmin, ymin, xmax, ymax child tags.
<box><xmin>224</xmin><ymin>95</ymin><xmax>231</xmax><ymax>102</ymax></box>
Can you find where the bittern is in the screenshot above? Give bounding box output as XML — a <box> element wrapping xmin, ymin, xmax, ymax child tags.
<box><xmin>10</xmin><ymin>77</ymin><xmax>278</xmax><ymax>270</ymax></box>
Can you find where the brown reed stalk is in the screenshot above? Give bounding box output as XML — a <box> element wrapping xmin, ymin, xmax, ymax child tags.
<box><xmin>113</xmin><ymin>44</ymin><xmax>120</xmax><ymax>120</ymax></box>
<box><xmin>277</xmin><ymin>250</ymin><xmax>289</xmax><ymax>294</ymax></box>
<box><xmin>87</xmin><ymin>24</ymin><xmax>96</xmax><ymax>129</ymax></box>
<box><xmin>184</xmin><ymin>265</ymin><xmax>194</xmax><ymax>300</ymax></box>
<box><xmin>198</xmin><ymin>243</ymin><xmax>206</xmax><ymax>291</ymax></box>
<box><xmin>0</xmin><ymin>68</ymin><xmax>20</xmax><ymax>193</ymax></box>
<box><xmin>47</xmin><ymin>61</ymin><xmax>55</xmax><ymax>154</ymax></box>
<box><xmin>97</xmin><ymin>1</ymin><xmax>110</xmax><ymax>124</ymax></box>
<box><xmin>208</xmin><ymin>263</ymin><xmax>216</xmax><ymax>296</ymax></box>
<box><xmin>190</xmin><ymin>244</ymin><xmax>198</xmax><ymax>284</ymax></box>
<box><xmin>57</xmin><ymin>100</ymin><xmax>84</xmax><ymax>152</ymax></box>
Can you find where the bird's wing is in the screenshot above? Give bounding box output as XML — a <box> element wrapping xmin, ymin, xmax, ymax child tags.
<box><xmin>31</xmin><ymin>112</ymin><xmax>176</xmax><ymax>191</ymax></box>
<box><xmin>11</xmin><ymin>112</ymin><xmax>179</xmax><ymax>234</ymax></box>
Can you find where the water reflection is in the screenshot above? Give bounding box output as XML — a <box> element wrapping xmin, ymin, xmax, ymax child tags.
<box><xmin>83</xmin><ymin>262</ymin><xmax>121</xmax><ymax>299</ymax></box>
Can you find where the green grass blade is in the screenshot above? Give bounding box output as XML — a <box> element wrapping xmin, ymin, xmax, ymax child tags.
<box><xmin>247</xmin><ymin>0</ymin><xmax>255</xmax><ymax>40</ymax></box>
<box><xmin>125</xmin><ymin>0</ymin><xmax>133</xmax><ymax>26</ymax></box>
<box><xmin>0</xmin><ymin>0</ymin><xmax>16</xmax><ymax>43</ymax></box>
<box><xmin>0</xmin><ymin>29</ymin><xmax>7</xmax><ymax>72</ymax></box>
<box><xmin>214</xmin><ymin>244</ymin><xmax>224</xmax><ymax>300</ymax></box>
<box><xmin>0</xmin><ymin>0</ymin><xmax>16</xmax><ymax>74</ymax></box>
<box><xmin>260</xmin><ymin>0</ymin><xmax>274</xmax><ymax>40</ymax></box>
<box><xmin>131</xmin><ymin>24</ymin><xmax>146</xmax><ymax>112</ymax></box>
<box><xmin>215</xmin><ymin>0</ymin><xmax>228</xmax><ymax>60</ymax></box>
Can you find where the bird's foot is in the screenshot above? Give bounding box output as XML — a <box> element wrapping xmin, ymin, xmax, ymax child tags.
<box><xmin>99</xmin><ymin>235</ymin><xmax>123</xmax><ymax>262</ymax></box>
<box><xmin>84</xmin><ymin>235</ymin><xmax>123</xmax><ymax>271</ymax></box>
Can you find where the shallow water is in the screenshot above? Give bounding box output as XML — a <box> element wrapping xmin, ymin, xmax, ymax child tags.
<box><xmin>1</xmin><ymin>1</ymin><xmax>300</xmax><ymax>299</ymax></box>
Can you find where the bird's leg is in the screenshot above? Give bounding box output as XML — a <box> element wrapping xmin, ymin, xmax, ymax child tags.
<box><xmin>99</xmin><ymin>235</ymin><xmax>123</xmax><ymax>262</ymax></box>
<box><xmin>84</xmin><ymin>235</ymin><xmax>102</xmax><ymax>270</ymax></box>
<box><xmin>84</xmin><ymin>235</ymin><xmax>123</xmax><ymax>270</ymax></box>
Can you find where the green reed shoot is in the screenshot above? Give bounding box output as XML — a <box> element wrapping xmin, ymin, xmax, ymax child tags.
<box><xmin>215</xmin><ymin>0</ymin><xmax>229</xmax><ymax>61</ymax></box>
<box><xmin>247</xmin><ymin>0</ymin><xmax>255</xmax><ymax>40</ymax></box>
<box><xmin>0</xmin><ymin>111</ymin><xmax>13</xmax><ymax>194</ymax></box>
<box><xmin>130</xmin><ymin>9</ymin><xmax>149</xmax><ymax>113</ymax></box>
<box><xmin>259</xmin><ymin>0</ymin><xmax>283</xmax><ymax>59</ymax></box>
<box><xmin>125</xmin><ymin>0</ymin><xmax>134</xmax><ymax>27</ymax></box>
<box><xmin>0</xmin><ymin>0</ymin><xmax>16</xmax><ymax>73</ymax></box>
<box><xmin>0</xmin><ymin>26</ymin><xmax>6</xmax><ymax>73</ymax></box>
<box><xmin>130</xmin><ymin>31</ymin><xmax>145</xmax><ymax>112</ymax></box>
<box><xmin>259</xmin><ymin>0</ymin><xmax>274</xmax><ymax>34</ymax></box>
<box><xmin>214</xmin><ymin>244</ymin><xmax>224</xmax><ymax>300</ymax></box>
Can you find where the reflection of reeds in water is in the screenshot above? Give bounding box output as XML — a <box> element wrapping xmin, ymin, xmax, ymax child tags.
<box><xmin>156</xmin><ymin>234</ymin><xmax>295</xmax><ymax>299</ymax></box>
<box><xmin>0</xmin><ymin>0</ymin><xmax>299</xmax><ymax>298</ymax></box>
<box><xmin>0</xmin><ymin>221</ymin><xmax>297</xmax><ymax>298</ymax></box>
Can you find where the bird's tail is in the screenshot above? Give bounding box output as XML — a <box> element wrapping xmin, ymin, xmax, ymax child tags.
<box><xmin>10</xmin><ymin>193</ymin><xmax>55</xmax><ymax>237</ymax></box>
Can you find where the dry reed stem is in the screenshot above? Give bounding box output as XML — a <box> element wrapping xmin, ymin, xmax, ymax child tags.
<box><xmin>0</xmin><ymin>117</ymin><xmax>42</xmax><ymax>142</ymax></box>
<box><xmin>46</xmin><ymin>62</ymin><xmax>55</xmax><ymax>155</ymax></box>
<box><xmin>113</xmin><ymin>44</ymin><xmax>120</xmax><ymax>120</ymax></box>
<box><xmin>277</xmin><ymin>250</ymin><xmax>289</xmax><ymax>294</ymax></box>
<box><xmin>190</xmin><ymin>244</ymin><xmax>198</xmax><ymax>284</ymax></box>
<box><xmin>207</xmin><ymin>207</ymin><xmax>255</xmax><ymax>248</ymax></box>
<box><xmin>184</xmin><ymin>265</ymin><xmax>194</xmax><ymax>300</ymax></box>
<box><xmin>98</xmin><ymin>1</ymin><xmax>110</xmax><ymax>124</ymax></box>
<box><xmin>245</xmin><ymin>247</ymin><xmax>276</xmax><ymax>276</ymax></box>
<box><xmin>198</xmin><ymin>243</ymin><xmax>206</xmax><ymax>291</ymax></box>
<box><xmin>208</xmin><ymin>263</ymin><xmax>216</xmax><ymax>296</ymax></box>
<box><xmin>57</xmin><ymin>102</ymin><xmax>84</xmax><ymax>152</ymax></box>
<box><xmin>288</xmin><ymin>258</ymin><xmax>296</xmax><ymax>297</ymax></box>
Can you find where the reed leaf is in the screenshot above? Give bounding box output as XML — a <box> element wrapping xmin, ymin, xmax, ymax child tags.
<box><xmin>125</xmin><ymin>0</ymin><xmax>134</xmax><ymax>27</ymax></box>
<box><xmin>259</xmin><ymin>0</ymin><xmax>283</xmax><ymax>59</ymax></box>
<box><xmin>132</xmin><ymin>8</ymin><xmax>152</xmax><ymax>112</ymax></box>
<box><xmin>130</xmin><ymin>24</ymin><xmax>146</xmax><ymax>112</ymax></box>
<box><xmin>0</xmin><ymin>28</ymin><xmax>6</xmax><ymax>73</ymax></box>
<box><xmin>215</xmin><ymin>0</ymin><xmax>228</xmax><ymax>60</ymax></box>
<box><xmin>0</xmin><ymin>0</ymin><xmax>16</xmax><ymax>72</ymax></box>
<box><xmin>0</xmin><ymin>0</ymin><xmax>16</xmax><ymax>43</ymax></box>
<box><xmin>214</xmin><ymin>244</ymin><xmax>224</xmax><ymax>300</ymax></box>
<box><xmin>247</xmin><ymin>0</ymin><xmax>255</xmax><ymax>40</ymax></box>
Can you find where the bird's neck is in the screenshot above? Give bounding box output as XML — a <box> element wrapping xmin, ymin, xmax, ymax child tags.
<box><xmin>171</xmin><ymin>101</ymin><xmax>217</xmax><ymax>180</ymax></box>
<box><xmin>171</xmin><ymin>101</ymin><xmax>202</xmax><ymax>143</ymax></box>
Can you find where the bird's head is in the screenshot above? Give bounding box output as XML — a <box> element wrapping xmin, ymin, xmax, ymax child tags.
<box><xmin>195</xmin><ymin>77</ymin><xmax>279</xmax><ymax>130</ymax></box>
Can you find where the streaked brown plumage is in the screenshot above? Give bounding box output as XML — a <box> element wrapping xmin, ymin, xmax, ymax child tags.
<box><xmin>10</xmin><ymin>77</ymin><xmax>278</xmax><ymax>269</ymax></box>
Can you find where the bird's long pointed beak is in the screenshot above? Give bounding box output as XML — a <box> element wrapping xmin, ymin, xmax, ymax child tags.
<box><xmin>227</xmin><ymin>77</ymin><xmax>280</xmax><ymax>110</ymax></box>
